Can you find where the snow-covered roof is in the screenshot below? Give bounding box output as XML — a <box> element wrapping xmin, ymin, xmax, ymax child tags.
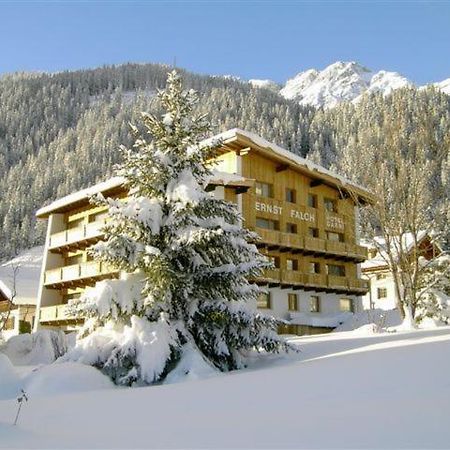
<box><xmin>36</xmin><ymin>170</ymin><xmax>254</xmax><ymax>218</ymax></box>
<box><xmin>212</xmin><ymin>128</ymin><xmax>375</xmax><ymax>203</ymax></box>
<box><xmin>36</xmin><ymin>128</ymin><xmax>374</xmax><ymax>219</ymax></box>
<box><xmin>361</xmin><ymin>230</ymin><xmax>430</xmax><ymax>271</ymax></box>
<box><xmin>0</xmin><ymin>246</ymin><xmax>43</xmax><ymax>305</ymax></box>
<box><xmin>36</xmin><ymin>176</ymin><xmax>126</xmax><ymax>219</ymax></box>
<box><xmin>289</xmin><ymin>311</ymin><xmax>353</xmax><ymax>328</ymax></box>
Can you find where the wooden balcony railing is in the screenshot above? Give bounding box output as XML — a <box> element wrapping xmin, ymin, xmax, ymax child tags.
<box><xmin>254</xmin><ymin>228</ymin><xmax>280</xmax><ymax>247</ymax></box>
<box><xmin>302</xmin><ymin>273</ymin><xmax>327</xmax><ymax>287</ymax></box>
<box><xmin>257</xmin><ymin>268</ymin><xmax>368</xmax><ymax>293</ymax></box>
<box><xmin>39</xmin><ymin>304</ymin><xmax>78</xmax><ymax>323</ymax></box>
<box><xmin>43</xmin><ymin>261</ymin><xmax>119</xmax><ymax>287</ymax></box>
<box><xmin>304</xmin><ymin>237</ymin><xmax>326</xmax><ymax>253</ymax></box>
<box><xmin>48</xmin><ymin>220</ymin><xmax>107</xmax><ymax>251</ymax></box>
<box><xmin>326</xmin><ymin>240</ymin><xmax>347</xmax><ymax>256</ymax></box>
<box><xmin>280</xmin><ymin>233</ymin><xmax>304</xmax><ymax>250</ymax></box>
<box><xmin>327</xmin><ymin>275</ymin><xmax>348</xmax><ymax>289</ymax></box>
<box><xmin>348</xmin><ymin>278</ymin><xmax>370</xmax><ymax>291</ymax></box>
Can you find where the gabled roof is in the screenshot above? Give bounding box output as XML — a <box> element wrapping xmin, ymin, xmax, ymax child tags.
<box><xmin>36</xmin><ymin>128</ymin><xmax>375</xmax><ymax>219</ymax></box>
<box><xmin>36</xmin><ymin>170</ymin><xmax>253</xmax><ymax>219</ymax></box>
<box><xmin>361</xmin><ymin>231</ymin><xmax>433</xmax><ymax>271</ymax></box>
<box><xmin>212</xmin><ymin>128</ymin><xmax>376</xmax><ymax>204</ymax></box>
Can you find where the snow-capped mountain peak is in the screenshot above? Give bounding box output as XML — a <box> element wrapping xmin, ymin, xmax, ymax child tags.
<box><xmin>246</xmin><ymin>61</ymin><xmax>448</xmax><ymax>108</ymax></box>
<box><xmin>433</xmin><ymin>78</ymin><xmax>450</xmax><ymax>95</ymax></box>
<box><xmin>279</xmin><ymin>61</ymin><xmax>413</xmax><ymax>108</ymax></box>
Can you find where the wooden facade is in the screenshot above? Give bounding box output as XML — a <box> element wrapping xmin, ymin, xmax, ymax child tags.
<box><xmin>35</xmin><ymin>129</ymin><xmax>373</xmax><ymax>334</ymax></box>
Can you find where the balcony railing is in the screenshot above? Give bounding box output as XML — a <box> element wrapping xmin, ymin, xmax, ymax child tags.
<box><xmin>304</xmin><ymin>237</ymin><xmax>326</xmax><ymax>253</ymax></box>
<box><xmin>280</xmin><ymin>233</ymin><xmax>303</xmax><ymax>250</ymax></box>
<box><xmin>43</xmin><ymin>261</ymin><xmax>119</xmax><ymax>287</ymax></box>
<box><xmin>327</xmin><ymin>275</ymin><xmax>348</xmax><ymax>289</ymax></box>
<box><xmin>254</xmin><ymin>228</ymin><xmax>280</xmax><ymax>247</ymax></box>
<box><xmin>257</xmin><ymin>269</ymin><xmax>368</xmax><ymax>293</ymax></box>
<box><xmin>348</xmin><ymin>278</ymin><xmax>370</xmax><ymax>291</ymax></box>
<box><xmin>48</xmin><ymin>220</ymin><xmax>107</xmax><ymax>251</ymax></box>
<box><xmin>326</xmin><ymin>240</ymin><xmax>347</xmax><ymax>255</ymax></box>
<box><xmin>302</xmin><ymin>273</ymin><xmax>327</xmax><ymax>287</ymax></box>
<box><xmin>39</xmin><ymin>304</ymin><xmax>78</xmax><ymax>323</ymax></box>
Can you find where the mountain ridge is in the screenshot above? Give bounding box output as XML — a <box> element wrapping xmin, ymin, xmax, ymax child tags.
<box><xmin>249</xmin><ymin>61</ymin><xmax>448</xmax><ymax>108</ymax></box>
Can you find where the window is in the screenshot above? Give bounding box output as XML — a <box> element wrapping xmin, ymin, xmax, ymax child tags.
<box><xmin>326</xmin><ymin>231</ymin><xmax>345</xmax><ymax>242</ymax></box>
<box><xmin>286</xmin><ymin>223</ymin><xmax>297</xmax><ymax>234</ymax></box>
<box><xmin>308</xmin><ymin>194</ymin><xmax>318</xmax><ymax>208</ymax></box>
<box><xmin>309</xmin><ymin>262</ymin><xmax>320</xmax><ymax>274</ymax></box>
<box><xmin>324</xmin><ymin>198</ymin><xmax>337</xmax><ymax>213</ymax></box>
<box><xmin>308</xmin><ymin>227</ymin><xmax>319</xmax><ymax>238</ymax></box>
<box><xmin>376</xmin><ymin>273</ymin><xmax>387</xmax><ymax>280</ymax></box>
<box><xmin>256</xmin><ymin>217</ymin><xmax>279</xmax><ymax>230</ymax></box>
<box><xmin>327</xmin><ymin>264</ymin><xmax>346</xmax><ymax>277</ymax></box>
<box><xmin>377</xmin><ymin>287</ymin><xmax>387</xmax><ymax>299</ymax></box>
<box><xmin>310</xmin><ymin>296</ymin><xmax>320</xmax><ymax>312</ymax></box>
<box><xmin>285</xmin><ymin>188</ymin><xmax>296</xmax><ymax>203</ymax></box>
<box><xmin>268</xmin><ymin>256</ymin><xmax>281</xmax><ymax>269</ymax></box>
<box><xmin>340</xmin><ymin>298</ymin><xmax>354</xmax><ymax>312</ymax></box>
<box><xmin>257</xmin><ymin>292</ymin><xmax>271</xmax><ymax>309</ymax></box>
<box><xmin>286</xmin><ymin>258</ymin><xmax>298</xmax><ymax>271</ymax></box>
<box><xmin>288</xmin><ymin>293</ymin><xmax>298</xmax><ymax>311</ymax></box>
<box><xmin>255</xmin><ymin>181</ymin><xmax>273</xmax><ymax>198</ymax></box>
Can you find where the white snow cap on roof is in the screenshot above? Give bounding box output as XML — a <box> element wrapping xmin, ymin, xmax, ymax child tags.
<box><xmin>214</xmin><ymin>128</ymin><xmax>371</xmax><ymax>194</ymax></box>
<box><xmin>361</xmin><ymin>230</ymin><xmax>430</xmax><ymax>270</ymax></box>
<box><xmin>0</xmin><ymin>246</ymin><xmax>43</xmax><ymax>305</ymax></box>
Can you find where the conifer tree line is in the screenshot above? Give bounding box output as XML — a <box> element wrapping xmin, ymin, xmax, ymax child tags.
<box><xmin>0</xmin><ymin>63</ymin><xmax>449</xmax><ymax>262</ymax></box>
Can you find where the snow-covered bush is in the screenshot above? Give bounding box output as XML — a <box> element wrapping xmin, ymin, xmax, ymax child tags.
<box><xmin>65</xmin><ymin>71</ymin><xmax>293</xmax><ymax>385</ymax></box>
<box><xmin>0</xmin><ymin>330</ymin><xmax>68</xmax><ymax>366</ymax></box>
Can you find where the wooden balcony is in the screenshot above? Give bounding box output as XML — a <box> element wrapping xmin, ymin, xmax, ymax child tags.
<box><xmin>304</xmin><ymin>237</ymin><xmax>326</xmax><ymax>253</ymax></box>
<box><xmin>280</xmin><ymin>233</ymin><xmax>304</xmax><ymax>251</ymax></box>
<box><xmin>39</xmin><ymin>304</ymin><xmax>81</xmax><ymax>324</ymax></box>
<box><xmin>282</xmin><ymin>270</ymin><xmax>304</xmax><ymax>286</ymax></box>
<box><xmin>326</xmin><ymin>240</ymin><xmax>347</xmax><ymax>256</ymax></box>
<box><xmin>348</xmin><ymin>278</ymin><xmax>370</xmax><ymax>292</ymax></box>
<box><xmin>254</xmin><ymin>228</ymin><xmax>280</xmax><ymax>248</ymax></box>
<box><xmin>327</xmin><ymin>275</ymin><xmax>348</xmax><ymax>289</ymax></box>
<box><xmin>255</xmin><ymin>268</ymin><xmax>368</xmax><ymax>294</ymax></box>
<box><xmin>302</xmin><ymin>273</ymin><xmax>327</xmax><ymax>288</ymax></box>
<box><xmin>43</xmin><ymin>261</ymin><xmax>119</xmax><ymax>289</ymax></box>
<box><xmin>346</xmin><ymin>244</ymin><xmax>368</xmax><ymax>261</ymax></box>
<box><xmin>48</xmin><ymin>220</ymin><xmax>107</xmax><ymax>252</ymax></box>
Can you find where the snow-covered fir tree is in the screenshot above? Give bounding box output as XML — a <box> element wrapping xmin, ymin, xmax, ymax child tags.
<box><xmin>65</xmin><ymin>71</ymin><xmax>292</xmax><ymax>385</ymax></box>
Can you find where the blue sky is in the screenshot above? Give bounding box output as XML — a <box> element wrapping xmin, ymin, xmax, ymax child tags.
<box><xmin>1</xmin><ymin>1</ymin><xmax>449</xmax><ymax>84</ymax></box>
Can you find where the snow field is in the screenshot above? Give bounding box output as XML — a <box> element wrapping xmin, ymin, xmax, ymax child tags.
<box><xmin>1</xmin><ymin>327</ymin><xmax>449</xmax><ymax>448</ymax></box>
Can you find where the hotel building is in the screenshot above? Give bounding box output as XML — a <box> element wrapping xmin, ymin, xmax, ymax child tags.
<box><xmin>34</xmin><ymin>129</ymin><xmax>374</xmax><ymax>335</ymax></box>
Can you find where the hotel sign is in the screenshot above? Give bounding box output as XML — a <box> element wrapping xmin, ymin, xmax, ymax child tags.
<box><xmin>326</xmin><ymin>215</ymin><xmax>345</xmax><ymax>231</ymax></box>
<box><xmin>255</xmin><ymin>201</ymin><xmax>316</xmax><ymax>223</ymax></box>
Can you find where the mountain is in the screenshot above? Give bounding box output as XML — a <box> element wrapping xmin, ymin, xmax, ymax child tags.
<box><xmin>279</xmin><ymin>61</ymin><xmax>412</xmax><ymax>108</ymax></box>
<box><xmin>434</xmin><ymin>78</ymin><xmax>450</xmax><ymax>95</ymax></box>
<box><xmin>247</xmin><ymin>61</ymin><xmax>449</xmax><ymax>108</ymax></box>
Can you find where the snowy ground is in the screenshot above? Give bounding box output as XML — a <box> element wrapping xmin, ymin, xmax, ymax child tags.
<box><xmin>1</xmin><ymin>327</ymin><xmax>450</xmax><ymax>448</ymax></box>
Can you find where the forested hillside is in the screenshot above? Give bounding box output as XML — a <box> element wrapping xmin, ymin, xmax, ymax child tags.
<box><xmin>0</xmin><ymin>64</ymin><xmax>314</xmax><ymax>259</ymax></box>
<box><xmin>1</xmin><ymin>63</ymin><xmax>449</xmax><ymax>260</ymax></box>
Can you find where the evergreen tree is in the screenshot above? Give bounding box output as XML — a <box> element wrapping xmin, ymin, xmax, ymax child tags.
<box><xmin>66</xmin><ymin>71</ymin><xmax>292</xmax><ymax>385</ymax></box>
